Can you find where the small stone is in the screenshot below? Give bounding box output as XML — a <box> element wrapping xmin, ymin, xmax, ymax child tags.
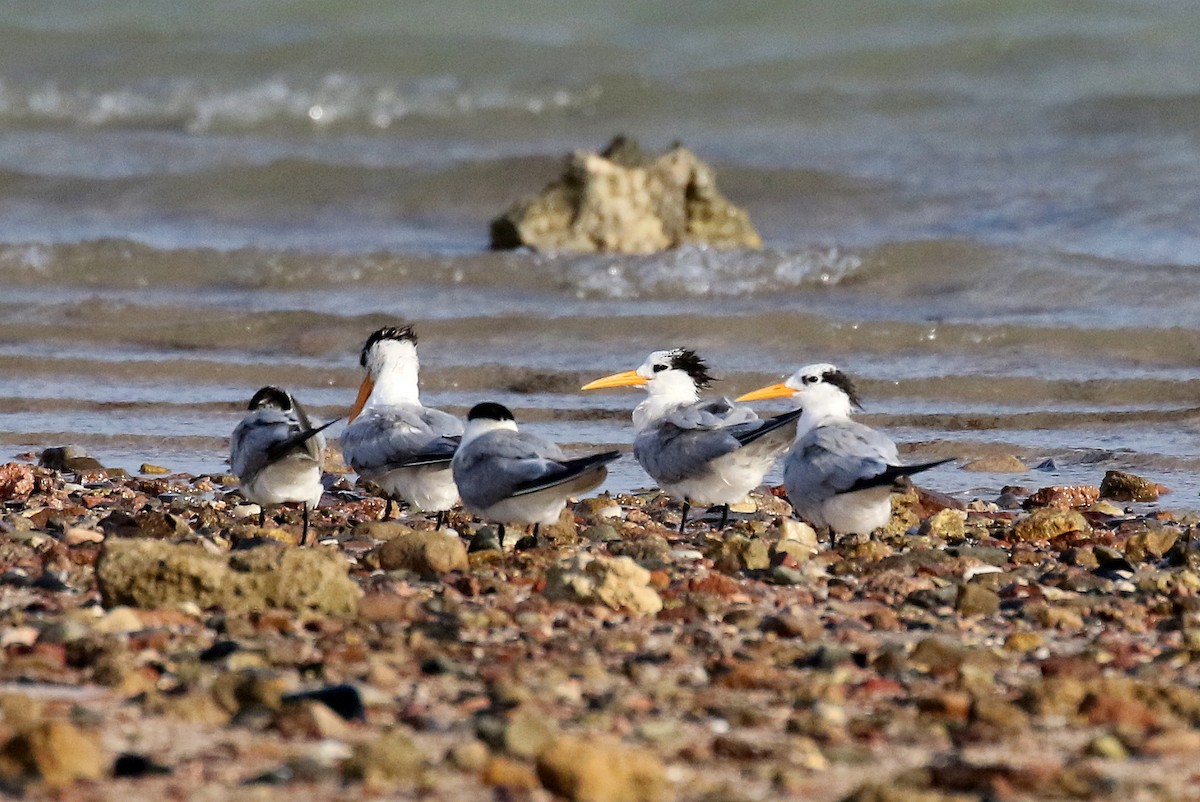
<box><xmin>919</xmin><ymin>509</ymin><xmax>966</xmax><ymax>539</ymax></box>
<box><xmin>139</xmin><ymin>463</ymin><xmax>170</xmax><ymax>475</ymax></box>
<box><xmin>343</xmin><ymin>729</ymin><xmax>425</xmax><ymax>788</ymax></box>
<box><xmin>536</xmin><ymin>735</ymin><xmax>666</xmax><ymax>802</ymax></box>
<box><xmin>708</xmin><ymin>535</ymin><xmax>770</xmax><ymax>573</ymax></box>
<box><xmin>1087</xmin><ymin>733</ymin><xmax>1129</xmax><ymax>759</ymax></box>
<box><xmin>94</xmin><ymin>606</ymin><xmax>145</xmax><ymax>634</ymax></box>
<box><xmin>1125</xmin><ymin>529</ymin><xmax>1179</xmax><ymax>562</ymax></box>
<box><xmin>0</xmin><ymin>720</ymin><xmax>105</xmax><ymax>789</ymax></box>
<box><xmin>111</xmin><ymin>753</ymin><xmax>171</xmax><ymax>778</ymax></box>
<box><xmin>544</xmin><ymin>554</ymin><xmax>662</xmax><ymax>615</ymax></box>
<box><xmin>273</xmin><ymin>700</ymin><xmax>351</xmax><ymax>740</ymax></box>
<box><xmin>1004</xmin><ymin>632</ymin><xmax>1044</xmax><ymax>653</ymax></box>
<box><xmin>768</xmin><ymin>565</ymin><xmax>806</xmax><ymax>585</ymax></box>
<box><xmin>762</xmin><ymin>610</ymin><xmax>823</xmax><ymax>640</ymax></box>
<box><xmin>581</xmin><ymin>524</ymin><xmax>620</xmax><ymax>543</ymax></box>
<box><xmin>63</xmin><ymin>527</ymin><xmax>105</xmax><ymax>546</ymax></box>
<box><xmin>955</xmin><ymin>584</ymin><xmax>1000</xmax><ymax>617</ymax></box>
<box><xmin>962</xmin><ymin>455</ymin><xmax>1028</xmax><ymax>473</ymax></box>
<box><xmin>469</xmin><ymin>526</ymin><xmax>504</xmax><ymax>553</ymax></box>
<box><xmin>484</xmin><ymin>756</ymin><xmax>541</xmax><ymax>790</ymax></box>
<box><xmin>1086</xmin><ymin>500</ymin><xmax>1125</xmax><ymax>516</ymax></box>
<box><xmin>1026</xmin><ymin>485</ymin><xmax>1100</xmax><ymax>509</ymax></box>
<box><xmin>449</xmin><ymin>740</ymin><xmax>490</xmax><ymax>772</ymax></box>
<box><xmin>352</xmin><ymin>520</ymin><xmax>418</xmax><ymax>541</ymax></box>
<box><xmin>1100</xmin><ymin>470</ymin><xmax>1161</xmax><ymax>502</ymax></box>
<box><xmin>0</xmin><ymin>463</ymin><xmax>36</xmax><ymax>501</ymax></box>
<box><xmin>282</xmin><ymin>684</ymin><xmax>364</xmax><ymax>721</ymax></box>
<box><xmin>504</xmin><ymin>707</ymin><xmax>557</xmax><ymax>759</ymax></box>
<box><xmin>1011</xmin><ymin>508</ymin><xmax>1091</xmax><ymax>542</ymax></box>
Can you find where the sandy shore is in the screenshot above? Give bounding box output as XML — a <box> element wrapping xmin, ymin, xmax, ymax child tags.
<box><xmin>1</xmin><ymin>457</ymin><xmax>1199</xmax><ymax>801</ymax></box>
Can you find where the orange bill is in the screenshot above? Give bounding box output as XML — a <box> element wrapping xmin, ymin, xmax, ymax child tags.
<box><xmin>580</xmin><ymin>369</ymin><xmax>647</xmax><ymax>391</ymax></box>
<box><xmin>347</xmin><ymin>375</ymin><xmax>374</xmax><ymax>422</ymax></box>
<box><xmin>735</xmin><ymin>382</ymin><xmax>795</xmax><ymax>402</ymax></box>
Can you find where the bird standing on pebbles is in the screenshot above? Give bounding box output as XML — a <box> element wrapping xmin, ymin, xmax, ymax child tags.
<box><xmin>737</xmin><ymin>363</ymin><xmax>951</xmax><ymax>538</ymax></box>
<box><xmin>341</xmin><ymin>325</ymin><xmax>464</xmax><ymax>527</ymax></box>
<box><xmin>451</xmin><ymin>402</ymin><xmax>620</xmax><ymax>548</ymax></box>
<box><xmin>582</xmin><ymin>349</ymin><xmax>802</xmax><ymax>532</ymax></box>
<box><xmin>230</xmin><ymin>386</ymin><xmax>337</xmax><ymax>545</ymax></box>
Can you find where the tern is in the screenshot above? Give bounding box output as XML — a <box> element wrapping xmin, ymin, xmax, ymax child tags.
<box><xmin>737</xmin><ymin>363</ymin><xmax>951</xmax><ymax>537</ymax></box>
<box><xmin>451</xmin><ymin>402</ymin><xmax>621</xmax><ymax>547</ymax></box>
<box><xmin>342</xmin><ymin>325</ymin><xmax>464</xmax><ymax>527</ymax></box>
<box><xmin>582</xmin><ymin>349</ymin><xmax>803</xmax><ymax>531</ymax></box>
<box><xmin>230</xmin><ymin>386</ymin><xmax>338</xmax><ymax>545</ymax></box>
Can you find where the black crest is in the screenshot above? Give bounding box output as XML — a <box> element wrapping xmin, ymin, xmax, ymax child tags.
<box><xmin>668</xmin><ymin>349</ymin><xmax>715</xmax><ymax>389</ymax></box>
<box><xmin>822</xmin><ymin>368</ymin><xmax>863</xmax><ymax>410</ymax></box>
<box><xmin>467</xmin><ymin>402</ymin><xmax>515</xmax><ymax>422</ymax></box>
<box><xmin>360</xmin><ymin>324</ymin><xmax>418</xmax><ymax>367</ymax></box>
<box><xmin>247</xmin><ymin>386</ymin><xmax>293</xmax><ymax>411</ymax></box>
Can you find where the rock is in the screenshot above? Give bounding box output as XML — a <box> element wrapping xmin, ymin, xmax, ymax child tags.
<box><xmin>536</xmin><ymin>735</ymin><xmax>667</xmax><ymax>802</ymax></box>
<box><xmin>1026</xmin><ymin>485</ymin><xmax>1100</xmax><ymax>509</ymax></box>
<box><xmin>768</xmin><ymin>565</ymin><xmax>807</xmax><ymax>585</ymax></box>
<box><xmin>1125</xmin><ymin>528</ymin><xmax>1179</xmax><ymax>562</ymax></box>
<box><xmin>1011</xmin><ymin>508</ymin><xmax>1091</xmax><ymax>542</ymax></box>
<box><xmin>63</xmin><ymin>527</ymin><xmax>104</xmax><ymax>546</ymax></box>
<box><xmin>955</xmin><ymin>584</ymin><xmax>1000</xmax><ymax>617</ymax></box>
<box><xmin>272</xmin><ymin>700</ymin><xmax>351</xmax><ymax>740</ymax></box>
<box><xmin>1087</xmin><ymin>733</ymin><xmax>1129</xmax><ymax>759</ymax></box>
<box><xmin>503</xmin><ymin>707</ymin><xmax>557</xmax><ymax>759</ymax></box>
<box><xmin>352</xmin><ymin>521</ymin><xmax>418</xmax><ymax>541</ymax></box>
<box><xmin>1003</xmin><ymin>632</ymin><xmax>1044</xmax><ymax>653</ymax></box>
<box><xmin>484</xmin><ymin>756</ymin><xmax>541</xmax><ymax>790</ymax></box>
<box><xmin>138</xmin><ymin>463</ymin><xmax>170</xmax><ymax>475</ymax></box>
<box><xmin>0</xmin><ymin>463</ymin><xmax>35</xmax><ymax>502</ymax></box>
<box><xmin>1100</xmin><ymin>470</ymin><xmax>1161</xmax><ymax>502</ymax></box>
<box><xmin>0</xmin><ymin>721</ymin><xmax>105</xmax><ymax>789</ymax></box>
<box><xmin>343</xmin><ymin>729</ymin><xmax>425</xmax><ymax>788</ymax></box>
<box><xmin>282</xmin><ymin>684</ymin><xmax>365</xmax><ymax>721</ymax></box>
<box><xmin>708</xmin><ymin>535</ymin><xmax>770</xmax><ymax>573</ymax></box>
<box><xmin>449</xmin><ymin>740</ymin><xmax>490</xmax><ymax>772</ymax></box>
<box><xmin>39</xmin><ymin>446</ymin><xmax>106</xmax><ymax>474</ymax></box>
<box><xmin>377</xmin><ymin>530</ymin><xmax>469</xmax><ymax>577</ymax></box>
<box><xmin>961</xmin><ymin>455</ymin><xmax>1028</xmax><ymax>473</ymax></box>
<box><xmin>94</xmin><ymin>606</ymin><xmax>145</xmax><ymax>634</ymax></box>
<box><xmin>919</xmin><ymin>509</ymin><xmax>967</xmax><ymax>539</ymax></box>
<box><xmin>469</xmin><ymin>526</ymin><xmax>503</xmax><ymax>553</ymax></box>
<box><xmin>111</xmin><ymin>752</ymin><xmax>171</xmax><ymax>778</ymax></box>
<box><xmin>544</xmin><ymin>554</ymin><xmax>662</xmax><ymax>615</ymax></box>
<box><xmin>491</xmin><ymin>136</ymin><xmax>760</xmax><ymax>254</ymax></box>
<box><xmin>96</xmin><ymin>539</ymin><xmax>360</xmax><ymax>616</ymax></box>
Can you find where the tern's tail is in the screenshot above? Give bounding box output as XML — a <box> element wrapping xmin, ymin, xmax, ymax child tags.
<box><xmin>512</xmin><ymin>450</ymin><xmax>623</xmax><ymax>497</ymax></box>
<box><xmin>842</xmin><ymin>458</ymin><xmax>955</xmax><ymax>494</ymax></box>
<box><xmin>733</xmin><ymin>408</ymin><xmax>804</xmax><ymax>447</ymax></box>
<box><xmin>266</xmin><ymin>417</ymin><xmax>342</xmax><ymax>462</ymax></box>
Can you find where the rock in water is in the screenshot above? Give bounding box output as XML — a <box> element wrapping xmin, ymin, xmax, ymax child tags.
<box><xmin>95</xmin><ymin>540</ymin><xmax>360</xmax><ymax>616</ymax></box>
<box><xmin>1099</xmin><ymin>470</ymin><xmax>1162</xmax><ymax>502</ymax></box>
<box><xmin>490</xmin><ymin>136</ymin><xmax>761</xmax><ymax>253</ymax></box>
<box><xmin>536</xmin><ymin>735</ymin><xmax>666</xmax><ymax>802</ymax></box>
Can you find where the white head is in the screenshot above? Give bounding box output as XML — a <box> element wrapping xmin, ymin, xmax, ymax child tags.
<box><xmin>461</xmin><ymin>402</ymin><xmax>519</xmax><ymax>446</ymax></box>
<box><xmin>581</xmin><ymin>348</ymin><xmax>716</xmax><ymax>428</ymax></box>
<box><xmin>737</xmin><ymin>362</ymin><xmax>862</xmax><ymax>423</ymax></box>
<box><xmin>349</xmin><ymin>325</ymin><xmax>421</xmax><ymax>420</ymax></box>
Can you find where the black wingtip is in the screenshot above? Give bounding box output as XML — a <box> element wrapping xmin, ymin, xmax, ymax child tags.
<box><xmin>511</xmin><ymin>450</ymin><xmax>622</xmax><ymax>497</ymax></box>
<box><xmin>734</xmin><ymin>407</ymin><xmax>804</xmax><ymax>447</ymax></box>
<box><xmin>265</xmin><ymin>416</ymin><xmax>342</xmax><ymax>462</ymax></box>
<box><xmin>841</xmin><ymin>457</ymin><xmax>955</xmax><ymax>494</ymax></box>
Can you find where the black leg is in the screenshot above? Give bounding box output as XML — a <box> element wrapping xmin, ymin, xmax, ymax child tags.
<box><xmin>718</xmin><ymin>504</ymin><xmax>729</xmax><ymax>530</ymax></box>
<box><xmin>497</xmin><ymin>524</ymin><xmax>506</xmax><ymax>549</ymax></box>
<box><xmin>435</xmin><ymin>510</ymin><xmax>448</xmax><ymax>529</ymax></box>
<box><xmin>258</xmin><ymin>508</ymin><xmax>266</xmax><ymax>528</ymax></box>
<box><xmin>532</xmin><ymin>523</ymin><xmax>541</xmax><ymax>547</ymax></box>
<box><xmin>382</xmin><ymin>498</ymin><xmax>393</xmax><ymax>520</ymax></box>
<box><xmin>301</xmin><ymin>505</ymin><xmax>310</xmax><ymax>547</ymax></box>
<box><xmin>678</xmin><ymin>501</ymin><xmax>690</xmax><ymax>534</ymax></box>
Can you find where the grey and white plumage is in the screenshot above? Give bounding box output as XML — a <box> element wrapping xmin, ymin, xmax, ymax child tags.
<box><xmin>452</xmin><ymin>402</ymin><xmax>620</xmax><ymax>542</ymax></box>
<box><xmin>738</xmin><ymin>363</ymin><xmax>951</xmax><ymax>535</ymax></box>
<box><xmin>582</xmin><ymin>349</ymin><xmax>801</xmax><ymax>528</ymax></box>
<box><xmin>341</xmin><ymin>325</ymin><xmax>464</xmax><ymax>521</ymax></box>
<box><xmin>230</xmin><ymin>386</ymin><xmax>335</xmax><ymax>544</ymax></box>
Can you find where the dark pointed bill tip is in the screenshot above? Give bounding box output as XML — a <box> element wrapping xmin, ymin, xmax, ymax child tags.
<box><xmin>247</xmin><ymin>386</ymin><xmax>293</xmax><ymax>411</ymax></box>
<box><xmin>467</xmin><ymin>402</ymin><xmax>515</xmax><ymax>422</ymax></box>
<box><xmin>668</xmin><ymin>348</ymin><xmax>715</xmax><ymax>389</ymax></box>
<box><xmin>360</xmin><ymin>324</ymin><xmax>419</xmax><ymax>367</ymax></box>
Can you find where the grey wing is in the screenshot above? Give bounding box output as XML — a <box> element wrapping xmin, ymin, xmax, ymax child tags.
<box><xmin>231</xmin><ymin>410</ymin><xmax>298</xmax><ymax>479</ymax></box>
<box><xmin>663</xmin><ymin>397</ymin><xmax>759</xmax><ymax>430</ymax></box>
<box><xmin>634</xmin><ymin>421</ymin><xmax>741</xmax><ymax>483</ymax></box>
<box><xmin>784</xmin><ymin>422</ymin><xmax>899</xmax><ymax>505</ymax></box>
<box><xmin>342</xmin><ymin>405</ymin><xmax>463</xmax><ymax>473</ymax></box>
<box><xmin>453</xmin><ymin>430</ymin><xmax>566</xmax><ymax>509</ymax></box>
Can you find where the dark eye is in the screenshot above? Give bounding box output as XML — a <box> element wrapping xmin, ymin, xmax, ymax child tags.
<box><xmin>803</xmin><ymin>375</ymin><xmax>817</xmax><ymax>384</ymax></box>
<box><xmin>652</xmin><ymin>364</ymin><xmax>667</xmax><ymax>373</ymax></box>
